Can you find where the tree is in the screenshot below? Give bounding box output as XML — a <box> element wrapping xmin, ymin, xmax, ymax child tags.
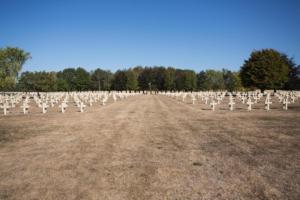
<box><xmin>91</xmin><ymin>68</ymin><xmax>113</xmax><ymax>90</ymax></box>
<box><xmin>197</xmin><ymin>71</ymin><xmax>209</xmax><ymax>90</ymax></box>
<box><xmin>57</xmin><ymin>68</ymin><xmax>77</xmax><ymax>91</ymax></box>
<box><xmin>112</xmin><ymin>70</ymin><xmax>127</xmax><ymax>90</ymax></box>
<box><xmin>282</xmin><ymin>55</ymin><xmax>300</xmax><ymax>90</ymax></box>
<box><xmin>74</xmin><ymin>67</ymin><xmax>92</xmax><ymax>91</ymax></box>
<box><xmin>0</xmin><ymin>47</ymin><xmax>31</xmax><ymax>91</ymax></box>
<box><xmin>223</xmin><ymin>69</ymin><xmax>242</xmax><ymax>92</ymax></box>
<box><xmin>204</xmin><ymin>70</ymin><xmax>225</xmax><ymax>90</ymax></box>
<box><xmin>163</xmin><ymin>67</ymin><xmax>176</xmax><ymax>90</ymax></box>
<box><xmin>240</xmin><ymin>49</ymin><xmax>290</xmax><ymax>91</ymax></box>
<box><xmin>285</xmin><ymin>65</ymin><xmax>300</xmax><ymax>90</ymax></box>
<box><xmin>125</xmin><ymin>69</ymin><xmax>138</xmax><ymax>90</ymax></box>
<box><xmin>18</xmin><ymin>71</ymin><xmax>57</xmax><ymax>92</ymax></box>
<box><xmin>138</xmin><ymin>67</ymin><xmax>154</xmax><ymax>90</ymax></box>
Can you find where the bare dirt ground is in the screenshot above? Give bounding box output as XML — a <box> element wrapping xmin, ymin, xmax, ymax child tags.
<box><xmin>0</xmin><ymin>95</ymin><xmax>299</xmax><ymax>200</ymax></box>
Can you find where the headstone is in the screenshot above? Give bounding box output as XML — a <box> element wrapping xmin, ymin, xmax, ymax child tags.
<box><xmin>1</xmin><ymin>103</ymin><xmax>10</xmax><ymax>115</ymax></box>
<box><xmin>228</xmin><ymin>100</ymin><xmax>235</xmax><ymax>111</ymax></box>
<box><xmin>246</xmin><ymin>98</ymin><xmax>254</xmax><ymax>111</ymax></box>
<box><xmin>20</xmin><ymin>103</ymin><xmax>29</xmax><ymax>114</ymax></box>
<box><xmin>59</xmin><ymin>102</ymin><xmax>68</xmax><ymax>113</ymax></box>
<box><xmin>80</xmin><ymin>102</ymin><xmax>86</xmax><ymax>112</ymax></box>
<box><xmin>210</xmin><ymin>100</ymin><xmax>217</xmax><ymax>111</ymax></box>
<box><xmin>283</xmin><ymin>97</ymin><xmax>290</xmax><ymax>110</ymax></box>
<box><xmin>42</xmin><ymin>102</ymin><xmax>48</xmax><ymax>114</ymax></box>
<box><xmin>265</xmin><ymin>94</ymin><xmax>272</xmax><ymax>111</ymax></box>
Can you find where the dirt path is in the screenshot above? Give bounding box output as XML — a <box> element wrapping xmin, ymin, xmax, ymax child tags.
<box><xmin>0</xmin><ymin>95</ymin><xmax>299</xmax><ymax>200</ymax></box>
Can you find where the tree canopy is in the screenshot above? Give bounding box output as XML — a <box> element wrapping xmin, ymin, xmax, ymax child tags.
<box><xmin>0</xmin><ymin>47</ymin><xmax>31</xmax><ymax>91</ymax></box>
<box><xmin>0</xmin><ymin>46</ymin><xmax>299</xmax><ymax>92</ymax></box>
<box><xmin>240</xmin><ymin>49</ymin><xmax>290</xmax><ymax>91</ymax></box>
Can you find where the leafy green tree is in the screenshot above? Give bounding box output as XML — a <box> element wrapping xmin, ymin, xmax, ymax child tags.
<box><xmin>125</xmin><ymin>69</ymin><xmax>138</xmax><ymax>90</ymax></box>
<box><xmin>282</xmin><ymin>56</ymin><xmax>300</xmax><ymax>90</ymax></box>
<box><xmin>75</xmin><ymin>67</ymin><xmax>92</xmax><ymax>91</ymax></box>
<box><xmin>18</xmin><ymin>71</ymin><xmax>57</xmax><ymax>92</ymax></box>
<box><xmin>223</xmin><ymin>69</ymin><xmax>242</xmax><ymax>92</ymax></box>
<box><xmin>57</xmin><ymin>68</ymin><xmax>77</xmax><ymax>91</ymax></box>
<box><xmin>203</xmin><ymin>70</ymin><xmax>225</xmax><ymax>90</ymax></box>
<box><xmin>91</xmin><ymin>68</ymin><xmax>113</xmax><ymax>90</ymax></box>
<box><xmin>197</xmin><ymin>71</ymin><xmax>209</xmax><ymax>90</ymax></box>
<box><xmin>55</xmin><ymin>78</ymin><xmax>69</xmax><ymax>91</ymax></box>
<box><xmin>240</xmin><ymin>49</ymin><xmax>290</xmax><ymax>91</ymax></box>
<box><xmin>138</xmin><ymin>67</ymin><xmax>154</xmax><ymax>90</ymax></box>
<box><xmin>163</xmin><ymin>67</ymin><xmax>176</xmax><ymax>90</ymax></box>
<box><xmin>112</xmin><ymin>70</ymin><xmax>127</xmax><ymax>90</ymax></box>
<box><xmin>0</xmin><ymin>47</ymin><xmax>31</xmax><ymax>90</ymax></box>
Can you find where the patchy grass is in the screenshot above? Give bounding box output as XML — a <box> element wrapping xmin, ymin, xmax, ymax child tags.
<box><xmin>0</xmin><ymin>95</ymin><xmax>299</xmax><ymax>200</ymax></box>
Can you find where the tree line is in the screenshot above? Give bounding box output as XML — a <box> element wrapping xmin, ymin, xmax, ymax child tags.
<box><xmin>1</xmin><ymin>47</ymin><xmax>299</xmax><ymax>92</ymax></box>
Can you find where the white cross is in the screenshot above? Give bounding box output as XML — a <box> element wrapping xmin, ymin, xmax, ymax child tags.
<box><xmin>113</xmin><ymin>94</ymin><xmax>117</xmax><ymax>102</ymax></box>
<box><xmin>80</xmin><ymin>102</ymin><xmax>86</xmax><ymax>112</ymax></box>
<box><xmin>241</xmin><ymin>96</ymin><xmax>246</xmax><ymax>104</ymax></box>
<box><xmin>247</xmin><ymin>99</ymin><xmax>254</xmax><ymax>111</ymax></box>
<box><xmin>228</xmin><ymin>101</ymin><xmax>235</xmax><ymax>111</ymax></box>
<box><xmin>191</xmin><ymin>96</ymin><xmax>196</xmax><ymax>105</ymax></box>
<box><xmin>1</xmin><ymin>103</ymin><xmax>10</xmax><ymax>115</ymax></box>
<box><xmin>265</xmin><ymin>96</ymin><xmax>272</xmax><ymax>111</ymax></box>
<box><xmin>102</xmin><ymin>97</ymin><xmax>107</xmax><ymax>106</ymax></box>
<box><xmin>20</xmin><ymin>103</ymin><xmax>29</xmax><ymax>114</ymax></box>
<box><xmin>59</xmin><ymin>102</ymin><xmax>68</xmax><ymax>113</ymax></box>
<box><xmin>253</xmin><ymin>96</ymin><xmax>260</xmax><ymax>103</ymax></box>
<box><xmin>204</xmin><ymin>97</ymin><xmax>209</xmax><ymax>104</ymax></box>
<box><xmin>42</xmin><ymin>103</ymin><xmax>48</xmax><ymax>114</ymax></box>
<box><xmin>210</xmin><ymin>100</ymin><xmax>217</xmax><ymax>111</ymax></box>
<box><xmin>283</xmin><ymin>97</ymin><xmax>290</xmax><ymax>110</ymax></box>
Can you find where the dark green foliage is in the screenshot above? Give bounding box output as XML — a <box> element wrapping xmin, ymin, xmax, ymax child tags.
<box><xmin>56</xmin><ymin>67</ymin><xmax>92</xmax><ymax>91</ymax></box>
<box><xmin>283</xmin><ymin>56</ymin><xmax>300</xmax><ymax>90</ymax></box>
<box><xmin>0</xmin><ymin>47</ymin><xmax>30</xmax><ymax>91</ymax></box>
<box><xmin>91</xmin><ymin>68</ymin><xmax>113</xmax><ymax>90</ymax></box>
<box><xmin>240</xmin><ymin>49</ymin><xmax>290</xmax><ymax>90</ymax></box>
<box><xmin>175</xmin><ymin>69</ymin><xmax>197</xmax><ymax>91</ymax></box>
<box><xmin>18</xmin><ymin>71</ymin><xmax>57</xmax><ymax>92</ymax></box>
<box><xmin>125</xmin><ymin>69</ymin><xmax>138</xmax><ymax>90</ymax></box>
<box><xmin>286</xmin><ymin>65</ymin><xmax>300</xmax><ymax>90</ymax></box>
<box><xmin>112</xmin><ymin>70</ymin><xmax>127</xmax><ymax>90</ymax></box>
<box><xmin>57</xmin><ymin>68</ymin><xmax>77</xmax><ymax>91</ymax></box>
<box><xmin>2</xmin><ymin>46</ymin><xmax>298</xmax><ymax>92</ymax></box>
<box><xmin>197</xmin><ymin>71</ymin><xmax>209</xmax><ymax>90</ymax></box>
<box><xmin>74</xmin><ymin>67</ymin><xmax>92</xmax><ymax>91</ymax></box>
<box><xmin>223</xmin><ymin>69</ymin><xmax>242</xmax><ymax>92</ymax></box>
<box><xmin>163</xmin><ymin>67</ymin><xmax>176</xmax><ymax>90</ymax></box>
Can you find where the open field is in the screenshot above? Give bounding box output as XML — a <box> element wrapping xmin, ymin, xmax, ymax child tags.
<box><xmin>0</xmin><ymin>95</ymin><xmax>299</xmax><ymax>200</ymax></box>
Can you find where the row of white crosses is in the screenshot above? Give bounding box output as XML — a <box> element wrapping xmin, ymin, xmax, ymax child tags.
<box><xmin>0</xmin><ymin>91</ymin><xmax>141</xmax><ymax>115</ymax></box>
<box><xmin>160</xmin><ymin>90</ymin><xmax>300</xmax><ymax>111</ymax></box>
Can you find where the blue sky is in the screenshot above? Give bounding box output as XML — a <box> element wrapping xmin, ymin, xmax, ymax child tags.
<box><xmin>1</xmin><ymin>0</ymin><xmax>300</xmax><ymax>72</ymax></box>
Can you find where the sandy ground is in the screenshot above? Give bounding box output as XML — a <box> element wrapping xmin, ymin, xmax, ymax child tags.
<box><xmin>0</xmin><ymin>95</ymin><xmax>299</xmax><ymax>200</ymax></box>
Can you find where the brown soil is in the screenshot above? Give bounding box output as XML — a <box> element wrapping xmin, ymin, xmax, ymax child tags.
<box><xmin>0</xmin><ymin>95</ymin><xmax>299</xmax><ymax>200</ymax></box>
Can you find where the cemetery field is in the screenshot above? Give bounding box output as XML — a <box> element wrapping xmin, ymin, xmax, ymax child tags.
<box><xmin>0</xmin><ymin>94</ymin><xmax>299</xmax><ymax>200</ymax></box>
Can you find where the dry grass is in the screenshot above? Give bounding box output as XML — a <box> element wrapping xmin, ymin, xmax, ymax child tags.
<box><xmin>0</xmin><ymin>95</ymin><xmax>299</xmax><ymax>200</ymax></box>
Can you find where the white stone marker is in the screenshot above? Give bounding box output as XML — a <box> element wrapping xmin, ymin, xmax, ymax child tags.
<box><xmin>229</xmin><ymin>100</ymin><xmax>235</xmax><ymax>111</ymax></box>
<box><xmin>210</xmin><ymin>100</ymin><xmax>217</xmax><ymax>111</ymax></box>
<box><xmin>59</xmin><ymin>102</ymin><xmax>68</xmax><ymax>113</ymax></box>
<box><xmin>283</xmin><ymin>97</ymin><xmax>290</xmax><ymax>110</ymax></box>
<box><xmin>191</xmin><ymin>95</ymin><xmax>196</xmax><ymax>105</ymax></box>
<box><xmin>102</xmin><ymin>97</ymin><xmax>108</xmax><ymax>106</ymax></box>
<box><xmin>246</xmin><ymin>98</ymin><xmax>254</xmax><ymax>111</ymax></box>
<box><xmin>20</xmin><ymin>103</ymin><xmax>29</xmax><ymax>114</ymax></box>
<box><xmin>42</xmin><ymin>103</ymin><xmax>48</xmax><ymax>114</ymax></box>
<box><xmin>265</xmin><ymin>95</ymin><xmax>272</xmax><ymax>111</ymax></box>
<box><xmin>1</xmin><ymin>103</ymin><xmax>10</xmax><ymax>115</ymax></box>
<box><xmin>79</xmin><ymin>102</ymin><xmax>86</xmax><ymax>112</ymax></box>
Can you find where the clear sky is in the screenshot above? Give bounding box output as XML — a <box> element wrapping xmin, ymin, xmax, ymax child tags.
<box><xmin>1</xmin><ymin>0</ymin><xmax>300</xmax><ymax>72</ymax></box>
